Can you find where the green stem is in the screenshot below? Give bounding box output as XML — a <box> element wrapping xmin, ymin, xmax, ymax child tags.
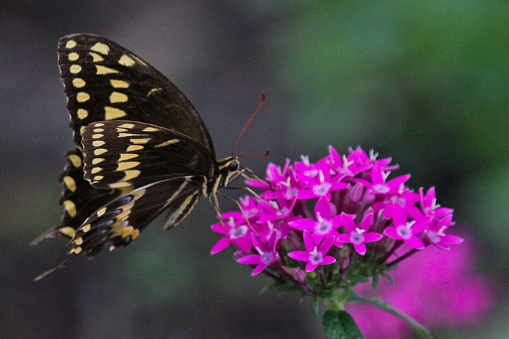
<box><xmin>329</xmin><ymin>288</ymin><xmax>348</xmax><ymax>311</ymax></box>
<box><xmin>348</xmin><ymin>293</ymin><xmax>433</xmax><ymax>339</ymax></box>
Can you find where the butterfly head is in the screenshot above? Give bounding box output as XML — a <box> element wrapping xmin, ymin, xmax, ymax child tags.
<box><xmin>211</xmin><ymin>156</ymin><xmax>240</xmax><ymax>193</ymax></box>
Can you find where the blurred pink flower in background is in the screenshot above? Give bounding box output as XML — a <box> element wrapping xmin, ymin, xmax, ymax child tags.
<box><xmin>346</xmin><ymin>239</ymin><xmax>494</xmax><ymax>338</ymax></box>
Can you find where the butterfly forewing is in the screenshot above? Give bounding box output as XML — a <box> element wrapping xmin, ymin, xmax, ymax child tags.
<box><xmin>58</xmin><ymin>33</ymin><xmax>215</xmax><ymax>155</ymax></box>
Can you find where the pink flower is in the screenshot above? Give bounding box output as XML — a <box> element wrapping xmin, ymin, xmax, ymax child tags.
<box><xmin>288</xmin><ymin>231</ymin><xmax>336</xmax><ymax>272</ymax></box>
<box><xmin>297</xmin><ymin>169</ymin><xmax>349</xmax><ymax>200</ymax></box>
<box><xmin>354</xmin><ymin>165</ymin><xmax>410</xmax><ymax>196</ymax></box>
<box><xmin>289</xmin><ymin>197</ymin><xmax>343</xmax><ymax>246</ymax></box>
<box><xmin>336</xmin><ymin>213</ymin><xmax>383</xmax><ymax>255</ymax></box>
<box><xmin>236</xmin><ymin>233</ymin><xmax>279</xmax><ymax>276</ymax></box>
<box><xmin>384</xmin><ymin>204</ymin><xmax>431</xmax><ymax>250</ymax></box>
<box><xmin>347</xmin><ymin>241</ymin><xmax>494</xmax><ymax>338</ymax></box>
<box><xmin>210</xmin><ymin>217</ymin><xmax>252</xmax><ymax>254</ymax></box>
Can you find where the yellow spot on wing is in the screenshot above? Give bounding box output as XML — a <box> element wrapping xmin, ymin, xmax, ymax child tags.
<box><xmin>110</xmin><ymin>79</ymin><xmax>130</xmax><ymax>88</ymax></box>
<box><xmin>123</xmin><ymin>170</ymin><xmax>140</xmax><ymax>181</ymax></box>
<box><xmin>91</xmin><ymin>167</ymin><xmax>102</xmax><ymax>174</ymax></box>
<box><xmin>63</xmin><ymin>200</ymin><xmax>77</xmax><ymax>217</ymax></box>
<box><xmin>74</xmin><ymin>237</ymin><xmax>83</xmax><ymax>245</ymax></box>
<box><xmin>90</xmin><ymin>42</ymin><xmax>110</xmax><ymax>55</ymax></box>
<box><xmin>109</xmin><ymin>182</ymin><xmax>132</xmax><ymax>188</ymax></box>
<box><xmin>77</xmin><ymin>92</ymin><xmax>90</xmax><ymax>102</ymax></box>
<box><xmin>92</xmin><ymin>133</ymin><xmax>103</xmax><ymax>139</ymax></box>
<box><xmin>93</xmin><ymin>175</ymin><xmax>104</xmax><ymax>181</ymax></box>
<box><xmin>96</xmin><ymin>65</ymin><xmax>119</xmax><ymax>75</ymax></box>
<box><xmin>70</xmin><ymin>246</ymin><xmax>82</xmax><ymax>254</ymax></box>
<box><xmin>68</xmin><ymin>154</ymin><xmax>82</xmax><ymax>167</ymax></box>
<box><xmin>77</xmin><ymin>108</ymin><xmax>88</xmax><ymax>119</ymax></box>
<box><xmin>131</xmin><ymin>229</ymin><xmax>140</xmax><ymax>240</ymax></box>
<box><xmin>80</xmin><ymin>126</ymin><xmax>86</xmax><ymax>135</ymax></box>
<box><xmin>130</xmin><ymin>138</ymin><xmax>151</xmax><ymax>144</ymax></box>
<box><xmin>92</xmin><ymin>158</ymin><xmax>105</xmax><ymax>165</ymax></box>
<box><xmin>95</xmin><ymin>123</ymin><xmax>105</xmax><ymax>127</ymax></box>
<box><xmin>127</xmin><ymin>145</ymin><xmax>143</xmax><ymax>152</ymax></box>
<box><xmin>121</xmin><ymin>226</ymin><xmax>134</xmax><ymax>238</ymax></box>
<box><xmin>59</xmin><ymin>226</ymin><xmax>75</xmax><ymax>238</ymax></box>
<box><xmin>72</xmin><ymin>78</ymin><xmax>86</xmax><ymax>88</ymax></box>
<box><xmin>70</xmin><ymin>64</ymin><xmax>82</xmax><ymax>74</ymax></box>
<box><xmin>93</xmin><ymin>128</ymin><xmax>104</xmax><ymax>133</ymax></box>
<box><xmin>147</xmin><ymin>88</ymin><xmax>162</xmax><ymax>97</ymax></box>
<box><xmin>94</xmin><ymin>148</ymin><xmax>107</xmax><ymax>155</ymax></box>
<box><xmin>97</xmin><ymin>207</ymin><xmax>107</xmax><ymax>217</ymax></box>
<box><xmin>88</xmin><ymin>52</ymin><xmax>104</xmax><ymax>62</ymax></box>
<box><xmin>117</xmin><ymin>161</ymin><xmax>139</xmax><ymax>171</ymax></box>
<box><xmin>118</xmin><ymin>133</ymin><xmax>141</xmax><ymax>138</ymax></box>
<box><xmin>65</xmin><ymin>40</ymin><xmax>77</xmax><ymax>49</ymax></box>
<box><xmin>119</xmin><ymin>153</ymin><xmax>139</xmax><ymax>161</ymax></box>
<box><xmin>142</xmin><ymin>127</ymin><xmax>158</xmax><ymax>132</ymax></box>
<box><xmin>68</xmin><ymin>52</ymin><xmax>79</xmax><ymax>61</ymax></box>
<box><xmin>118</xmin><ymin>54</ymin><xmax>136</xmax><ymax>67</ymax></box>
<box><xmin>110</xmin><ymin>92</ymin><xmax>128</xmax><ymax>103</ymax></box>
<box><xmin>82</xmin><ymin>224</ymin><xmax>91</xmax><ymax>232</ymax></box>
<box><xmin>154</xmin><ymin>139</ymin><xmax>180</xmax><ymax>147</ymax></box>
<box><xmin>119</xmin><ymin>123</ymin><xmax>135</xmax><ymax>129</ymax></box>
<box><xmin>92</xmin><ymin>140</ymin><xmax>105</xmax><ymax>147</ymax></box>
<box><xmin>63</xmin><ymin>176</ymin><xmax>77</xmax><ymax>192</ymax></box>
<box><xmin>132</xmin><ymin>188</ymin><xmax>147</xmax><ymax>199</ymax></box>
<box><xmin>104</xmin><ymin>106</ymin><xmax>127</xmax><ymax>120</ymax></box>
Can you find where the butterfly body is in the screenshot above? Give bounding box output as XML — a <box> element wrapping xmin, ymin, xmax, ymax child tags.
<box><xmin>33</xmin><ymin>33</ymin><xmax>240</xmax><ymax>275</ymax></box>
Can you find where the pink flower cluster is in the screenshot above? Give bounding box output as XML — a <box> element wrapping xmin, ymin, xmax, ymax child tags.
<box><xmin>210</xmin><ymin>146</ymin><xmax>463</xmax><ymax>290</ymax></box>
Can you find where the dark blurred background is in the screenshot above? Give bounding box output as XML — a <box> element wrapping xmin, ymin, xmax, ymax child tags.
<box><xmin>2</xmin><ymin>1</ymin><xmax>508</xmax><ymax>338</ymax></box>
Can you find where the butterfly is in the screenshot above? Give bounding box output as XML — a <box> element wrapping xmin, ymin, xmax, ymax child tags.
<box><xmin>32</xmin><ymin>33</ymin><xmax>258</xmax><ymax>280</ymax></box>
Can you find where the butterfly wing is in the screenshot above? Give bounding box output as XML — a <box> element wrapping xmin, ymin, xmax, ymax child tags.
<box><xmin>34</xmin><ymin>176</ymin><xmax>205</xmax><ymax>281</ymax></box>
<box><xmin>36</xmin><ymin>33</ymin><xmax>217</xmax><ymax>244</ymax></box>
<box><xmin>69</xmin><ymin>176</ymin><xmax>205</xmax><ymax>258</ymax></box>
<box><xmin>81</xmin><ymin>120</ymin><xmax>216</xmax><ymax>189</ymax></box>
<box><xmin>58</xmin><ymin>33</ymin><xmax>215</xmax><ymax>154</ymax></box>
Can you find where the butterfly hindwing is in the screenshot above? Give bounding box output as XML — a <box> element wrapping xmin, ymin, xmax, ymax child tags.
<box><xmin>81</xmin><ymin>120</ymin><xmax>216</xmax><ymax>189</ymax></box>
<box><xmin>69</xmin><ymin>176</ymin><xmax>206</xmax><ymax>257</ymax></box>
<box><xmin>32</xmin><ymin>148</ymin><xmax>121</xmax><ymax>244</ymax></box>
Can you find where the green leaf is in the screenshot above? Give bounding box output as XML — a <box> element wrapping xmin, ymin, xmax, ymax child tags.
<box><xmin>311</xmin><ymin>297</ymin><xmax>320</xmax><ymax>314</ymax></box>
<box><xmin>259</xmin><ymin>283</ymin><xmax>275</xmax><ymax>294</ymax></box>
<box><xmin>323</xmin><ymin>310</ymin><xmax>364</xmax><ymax>339</ymax></box>
<box><xmin>348</xmin><ymin>274</ymin><xmax>369</xmax><ymax>284</ymax></box>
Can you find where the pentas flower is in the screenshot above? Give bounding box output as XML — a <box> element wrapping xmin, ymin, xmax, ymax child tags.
<box><xmin>289</xmin><ymin>197</ymin><xmax>343</xmax><ymax>246</ymax></box>
<box><xmin>287</xmin><ymin>231</ymin><xmax>336</xmax><ymax>272</ymax></box>
<box><xmin>237</xmin><ymin>233</ymin><xmax>279</xmax><ymax>276</ymax></box>
<box><xmin>336</xmin><ymin>213</ymin><xmax>383</xmax><ymax>255</ymax></box>
<box><xmin>210</xmin><ymin>146</ymin><xmax>464</xmax><ymax>338</ymax></box>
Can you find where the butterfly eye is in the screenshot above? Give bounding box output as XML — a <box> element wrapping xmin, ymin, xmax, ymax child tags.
<box><xmin>228</xmin><ymin>160</ymin><xmax>239</xmax><ymax>172</ymax></box>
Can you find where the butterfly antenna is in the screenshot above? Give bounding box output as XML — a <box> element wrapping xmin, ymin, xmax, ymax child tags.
<box><xmin>231</xmin><ymin>93</ymin><xmax>266</xmax><ymax>157</ymax></box>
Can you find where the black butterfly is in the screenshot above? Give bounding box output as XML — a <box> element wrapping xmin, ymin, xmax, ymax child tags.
<box><xmin>33</xmin><ymin>33</ymin><xmax>246</xmax><ymax>279</ymax></box>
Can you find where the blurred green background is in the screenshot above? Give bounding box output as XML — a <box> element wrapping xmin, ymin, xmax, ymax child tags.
<box><xmin>1</xmin><ymin>1</ymin><xmax>507</xmax><ymax>338</ymax></box>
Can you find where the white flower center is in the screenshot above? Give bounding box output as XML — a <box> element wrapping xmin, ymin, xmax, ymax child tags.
<box><xmin>308</xmin><ymin>248</ymin><xmax>323</xmax><ymax>264</ymax></box>
<box><xmin>350</xmin><ymin>229</ymin><xmax>365</xmax><ymax>244</ymax></box>
<box><xmin>230</xmin><ymin>225</ymin><xmax>248</xmax><ymax>239</ymax></box>
<box><xmin>261</xmin><ymin>251</ymin><xmax>275</xmax><ymax>264</ymax></box>
<box><xmin>312</xmin><ymin>182</ymin><xmax>331</xmax><ymax>196</ymax></box>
